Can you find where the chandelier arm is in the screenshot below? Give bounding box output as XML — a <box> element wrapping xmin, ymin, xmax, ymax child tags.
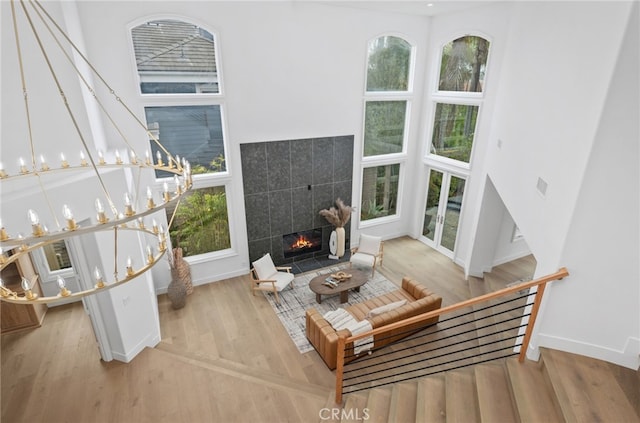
<box><xmin>133</xmin><ymin>164</ymin><xmax>143</xmax><ymax>212</ymax></box>
<box><xmin>11</xmin><ymin>0</ymin><xmax>37</xmax><ymax>170</ymax></box>
<box><xmin>113</xmin><ymin>226</ymin><xmax>118</xmax><ymax>281</ymax></box>
<box><xmin>27</xmin><ymin>0</ymin><xmax>138</xmax><ymax>160</ymax></box>
<box><xmin>34</xmin><ymin>171</ymin><xmax>62</xmax><ymax>230</ymax></box>
<box><xmin>167</xmin><ymin>197</ymin><xmax>183</xmax><ymax>231</ymax></box>
<box><xmin>20</xmin><ymin>0</ymin><xmax>121</xmax><ymax>217</ymax></box>
<box><xmin>31</xmin><ymin>0</ymin><xmax>178</xmax><ymax>169</ymax></box>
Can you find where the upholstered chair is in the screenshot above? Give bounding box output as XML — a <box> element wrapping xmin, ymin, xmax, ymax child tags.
<box><xmin>250</xmin><ymin>253</ymin><xmax>294</xmax><ymax>304</ymax></box>
<box><xmin>349</xmin><ymin>234</ymin><xmax>383</xmax><ymax>277</ymax></box>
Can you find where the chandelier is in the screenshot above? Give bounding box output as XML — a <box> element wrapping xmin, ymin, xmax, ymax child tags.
<box><xmin>0</xmin><ymin>0</ymin><xmax>192</xmax><ymax>303</ymax></box>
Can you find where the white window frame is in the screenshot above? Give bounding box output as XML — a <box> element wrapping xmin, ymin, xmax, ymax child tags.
<box><xmin>359</xmin><ymin>34</ymin><xmax>415</xmax><ymax>227</ymax></box>
<box><xmin>128</xmin><ymin>16</ymin><xmax>234</xmax><ymax>260</ymax></box>
<box><xmin>425</xmin><ymin>32</ymin><xmax>492</xmax><ymax>169</ymax></box>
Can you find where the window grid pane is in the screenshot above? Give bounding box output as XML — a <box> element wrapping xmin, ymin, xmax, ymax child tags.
<box><xmin>366</xmin><ymin>36</ymin><xmax>412</xmax><ymax>92</ymax></box>
<box><xmin>439</xmin><ymin>36</ymin><xmax>490</xmax><ymax>93</ymax></box>
<box><xmin>360</xmin><ymin>164</ymin><xmax>400</xmax><ymax>221</ymax></box>
<box><xmin>431</xmin><ymin>103</ymin><xmax>478</xmax><ymax>163</ymax></box>
<box><xmin>364</xmin><ymin>101</ymin><xmax>407</xmax><ymax>157</ymax></box>
<box><xmin>131</xmin><ymin>20</ymin><xmax>219</xmax><ymax>95</ymax></box>
<box><xmin>167</xmin><ymin>186</ymin><xmax>231</xmax><ymax>257</ymax></box>
<box><xmin>145</xmin><ymin>105</ymin><xmax>226</xmax><ymax>178</ymax></box>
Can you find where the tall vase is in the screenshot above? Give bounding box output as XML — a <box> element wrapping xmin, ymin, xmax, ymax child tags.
<box><xmin>335</xmin><ymin>226</ymin><xmax>345</xmax><ymax>258</ymax></box>
<box><xmin>167</xmin><ymin>270</ymin><xmax>187</xmax><ymax>310</ymax></box>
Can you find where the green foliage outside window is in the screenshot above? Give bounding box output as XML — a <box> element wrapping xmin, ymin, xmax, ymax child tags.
<box><xmin>360</xmin><ymin>164</ymin><xmax>399</xmax><ymax>221</ymax></box>
<box><xmin>431</xmin><ymin>103</ymin><xmax>478</xmax><ymax>163</ymax></box>
<box><xmin>366</xmin><ymin>36</ymin><xmax>412</xmax><ymax>92</ymax></box>
<box><xmin>439</xmin><ymin>36</ymin><xmax>490</xmax><ymax>92</ymax></box>
<box><xmin>168</xmin><ymin>186</ymin><xmax>231</xmax><ymax>257</ymax></box>
<box><xmin>364</xmin><ymin>101</ymin><xmax>406</xmax><ymax>156</ymax></box>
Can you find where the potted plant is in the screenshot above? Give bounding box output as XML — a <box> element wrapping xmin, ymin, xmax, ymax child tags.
<box><xmin>319</xmin><ymin>198</ymin><xmax>352</xmax><ymax>259</ymax></box>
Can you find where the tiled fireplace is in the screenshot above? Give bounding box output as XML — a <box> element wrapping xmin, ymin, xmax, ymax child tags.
<box><xmin>240</xmin><ymin>135</ymin><xmax>354</xmax><ymax>273</ymax></box>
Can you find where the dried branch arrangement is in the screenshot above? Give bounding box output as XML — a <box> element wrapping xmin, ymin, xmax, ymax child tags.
<box><xmin>319</xmin><ymin>198</ymin><xmax>352</xmax><ymax>228</ymax></box>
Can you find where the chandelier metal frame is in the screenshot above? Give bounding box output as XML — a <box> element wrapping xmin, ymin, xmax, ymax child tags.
<box><xmin>0</xmin><ymin>0</ymin><xmax>192</xmax><ymax>304</ymax></box>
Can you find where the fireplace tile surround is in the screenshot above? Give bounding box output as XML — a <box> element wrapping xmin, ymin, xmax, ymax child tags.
<box><xmin>241</xmin><ymin>135</ymin><xmax>354</xmax><ymax>273</ymax></box>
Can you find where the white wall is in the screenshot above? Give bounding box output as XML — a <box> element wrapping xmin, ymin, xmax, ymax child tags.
<box><xmin>486</xmin><ymin>1</ymin><xmax>638</xmax><ymax>368</ymax></box>
<box><xmin>468</xmin><ymin>176</ymin><xmax>531</xmax><ymax>277</ymax></box>
<box><xmin>534</xmin><ymin>2</ymin><xmax>639</xmax><ymax>369</ymax></box>
<box><xmin>485</xmin><ymin>2</ymin><xmax>632</xmax><ymax>273</ymax></box>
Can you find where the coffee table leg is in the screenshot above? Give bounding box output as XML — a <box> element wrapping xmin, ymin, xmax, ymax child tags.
<box><xmin>316</xmin><ymin>293</ymin><xmax>322</xmax><ymax>304</ymax></box>
<box><xmin>340</xmin><ymin>291</ymin><xmax>348</xmax><ymax>303</ymax></box>
<box><xmin>354</xmin><ymin>287</ymin><xmax>361</xmax><ymax>293</ymax></box>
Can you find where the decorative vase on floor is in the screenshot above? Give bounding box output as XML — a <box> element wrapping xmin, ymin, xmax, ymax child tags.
<box><xmin>173</xmin><ymin>247</ymin><xmax>193</xmax><ymax>295</ymax></box>
<box><xmin>167</xmin><ymin>272</ymin><xmax>187</xmax><ymax>309</ymax></box>
<box><xmin>167</xmin><ymin>247</ymin><xmax>190</xmax><ymax>309</ymax></box>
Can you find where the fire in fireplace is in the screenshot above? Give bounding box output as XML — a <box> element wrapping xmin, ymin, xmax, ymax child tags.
<box><xmin>282</xmin><ymin>229</ymin><xmax>322</xmax><ymax>258</ymax></box>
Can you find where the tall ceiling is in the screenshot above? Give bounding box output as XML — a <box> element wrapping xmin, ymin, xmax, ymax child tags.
<box><xmin>309</xmin><ymin>1</ymin><xmax>496</xmax><ymax>17</ymax></box>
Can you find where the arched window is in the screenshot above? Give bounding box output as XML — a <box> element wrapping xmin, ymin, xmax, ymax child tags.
<box><xmin>131</xmin><ymin>19</ymin><xmax>231</xmax><ymax>258</ymax></box>
<box><xmin>361</xmin><ymin>35</ymin><xmax>414</xmax><ymax>223</ymax></box>
<box><xmin>429</xmin><ymin>35</ymin><xmax>490</xmax><ymax>164</ymax></box>
<box><xmin>366</xmin><ymin>36</ymin><xmax>412</xmax><ymax>92</ymax></box>
<box><xmin>438</xmin><ymin>35</ymin><xmax>489</xmax><ymax>93</ymax></box>
<box><xmin>131</xmin><ymin>20</ymin><xmax>219</xmax><ymax>94</ymax></box>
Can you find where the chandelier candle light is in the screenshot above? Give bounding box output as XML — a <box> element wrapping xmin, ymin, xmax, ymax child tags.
<box><xmin>0</xmin><ymin>0</ymin><xmax>193</xmax><ymax>305</ymax></box>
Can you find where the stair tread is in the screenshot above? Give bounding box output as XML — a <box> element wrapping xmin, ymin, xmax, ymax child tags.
<box><xmin>445</xmin><ymin>369</ymin><xmax>479</xmax><ymax>423</ymax></box>
<box><xmin>388</xmin><ymin>382</ymin><xmax>417</xmax><ymax>423</ymax></box>
<box><xmin>506</xmin><ymin>358</ymin><xmax>564</xmax><ymax>423</ymax></box>
<box><xmin>416</xmin><ymin>375</ymin><xmax>446</xmax><ymax>423</ymax></box>
<box><xmin>541</xmin><ymin>348</ymin><xmax>640</xmax><ymax>422</ymax></box>
<box><xmin>341</xmin><ymin>392</ymin><xmax>368</xmax><ymax>423</ymax></box>
<box><xmin>475</xmin><ymin>363</ymin><xmax>518</xmax><ymax>423</ymax></box>
<box><xmin>366</xmin><ymin>388</ymin><xmax>392</xmax><ymax>423</ymax></box>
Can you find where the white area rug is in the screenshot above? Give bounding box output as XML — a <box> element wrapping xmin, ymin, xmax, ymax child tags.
<box><xmin>263</xmin><ymin>264</ymin><xmax>399</xmax><ymax>354</ymax></box>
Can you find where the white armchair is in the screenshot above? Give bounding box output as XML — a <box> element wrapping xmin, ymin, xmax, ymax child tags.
<box><xmin>250</xmin><ymin>253</ymin><xmax>294</xmax><ymax>304</ymax></box>
<box><xmin>349</xmin><ymin>234</ymin><xmax>383</xmax><ymax>277</ymax></box>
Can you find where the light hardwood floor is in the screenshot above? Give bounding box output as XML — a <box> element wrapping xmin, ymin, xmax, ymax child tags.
<box><xmin>2</xmin><ymin>237</ymin><xmax>636</xmax><ymax>422</ymax></box>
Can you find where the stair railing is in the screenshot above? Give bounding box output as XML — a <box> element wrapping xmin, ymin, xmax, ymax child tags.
<box><xmin>334</xmin><ymin>267</ymin><xmax>569</xmax><ymax>404</ymax></box>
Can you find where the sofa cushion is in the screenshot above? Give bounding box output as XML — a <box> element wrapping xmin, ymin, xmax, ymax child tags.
<box><xmin>366</xmin><ymin>299</ymin><xmax>407</xmax><ymax>318</ymax></box>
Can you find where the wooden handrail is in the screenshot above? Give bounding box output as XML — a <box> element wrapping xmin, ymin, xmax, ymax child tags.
<box><xmin>344</xmin><ymin>267</ymin><xmax>568</xmax><ymax>344</ymax></box>
<box><xmin>334</xmin><ymin>267</ymin><xmax>569</xmax><ymax>404</ymax></box>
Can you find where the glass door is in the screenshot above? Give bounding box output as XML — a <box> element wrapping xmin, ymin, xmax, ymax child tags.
<box><xmin>421</xmin><ymin>169</ymin><xmax>466</xmax><ymax>257</ymax></box>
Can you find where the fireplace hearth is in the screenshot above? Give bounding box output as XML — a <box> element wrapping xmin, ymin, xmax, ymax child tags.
<box><xmin>283</xmin><ymin>229</ymin><xmax>322</xmax><ymax>258</ymax></box>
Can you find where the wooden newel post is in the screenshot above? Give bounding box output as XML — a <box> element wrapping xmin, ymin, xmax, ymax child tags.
<box><xmin>518</xmin><ymin>282</ymin><xmax>548</xmax><ymax>362</ymax></box>
<box><xmin>335</xmin><ymin>333</ymin><xmax>347</xmax><ymax>405</ymax></box>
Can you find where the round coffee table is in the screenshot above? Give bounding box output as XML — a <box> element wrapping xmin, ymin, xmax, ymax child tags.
<box><xmin>308</xmin><ymin>268</ymin><xmax>369</xmax><ymax>304</ymax></box>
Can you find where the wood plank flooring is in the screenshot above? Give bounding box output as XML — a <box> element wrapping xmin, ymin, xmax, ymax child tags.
<box><xmin>2</xmin><ymin>236</ymin><xmax>636</xmax><ymax>423</ymax></box>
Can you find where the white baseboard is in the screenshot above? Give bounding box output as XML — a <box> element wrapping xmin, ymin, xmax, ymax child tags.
<box><xmin>111</xmin><ymin>332</ymin><xmax>161</xmax><ymax>363</ymax></box>
<box><xmin>535</xmin><ymin>333</ymin><xmax>640</xmax><ymax>370</ymax></box>
<box><xmin>492</xmin><ymin>251</ymin><xmax>532</xmax><ymax>268</ymax></box>
<box><xmin>155</xmin><ymin>268</ymin><xmax>248</xmax><ymax>295</ymax></box>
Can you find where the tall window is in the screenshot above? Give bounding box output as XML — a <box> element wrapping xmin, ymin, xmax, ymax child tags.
<box><xmin>131</xmin><ymin>19</ymin><xmax>231</xmax><ymax>257</ymax></box>
<box><xmin>429</xmin><ymin>35</ymin><xmax>490</xmax><ymax>165</ymax></box>
<box><xmin>361</xmin><ymin>35</ymin><xmax>413</xmax><ymax>223</ymax></box>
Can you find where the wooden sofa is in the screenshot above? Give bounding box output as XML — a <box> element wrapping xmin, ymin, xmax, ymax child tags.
<box><xmin>305</xmin><ymin>277</ymin><xmax>442</xmax><ymax>370</ymax></box>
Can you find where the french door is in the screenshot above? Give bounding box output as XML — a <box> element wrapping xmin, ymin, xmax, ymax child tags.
<box><xmin>421</xmin><ymin>169</ymin><xmax>466</xmax><ymax>258</ymax></box>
